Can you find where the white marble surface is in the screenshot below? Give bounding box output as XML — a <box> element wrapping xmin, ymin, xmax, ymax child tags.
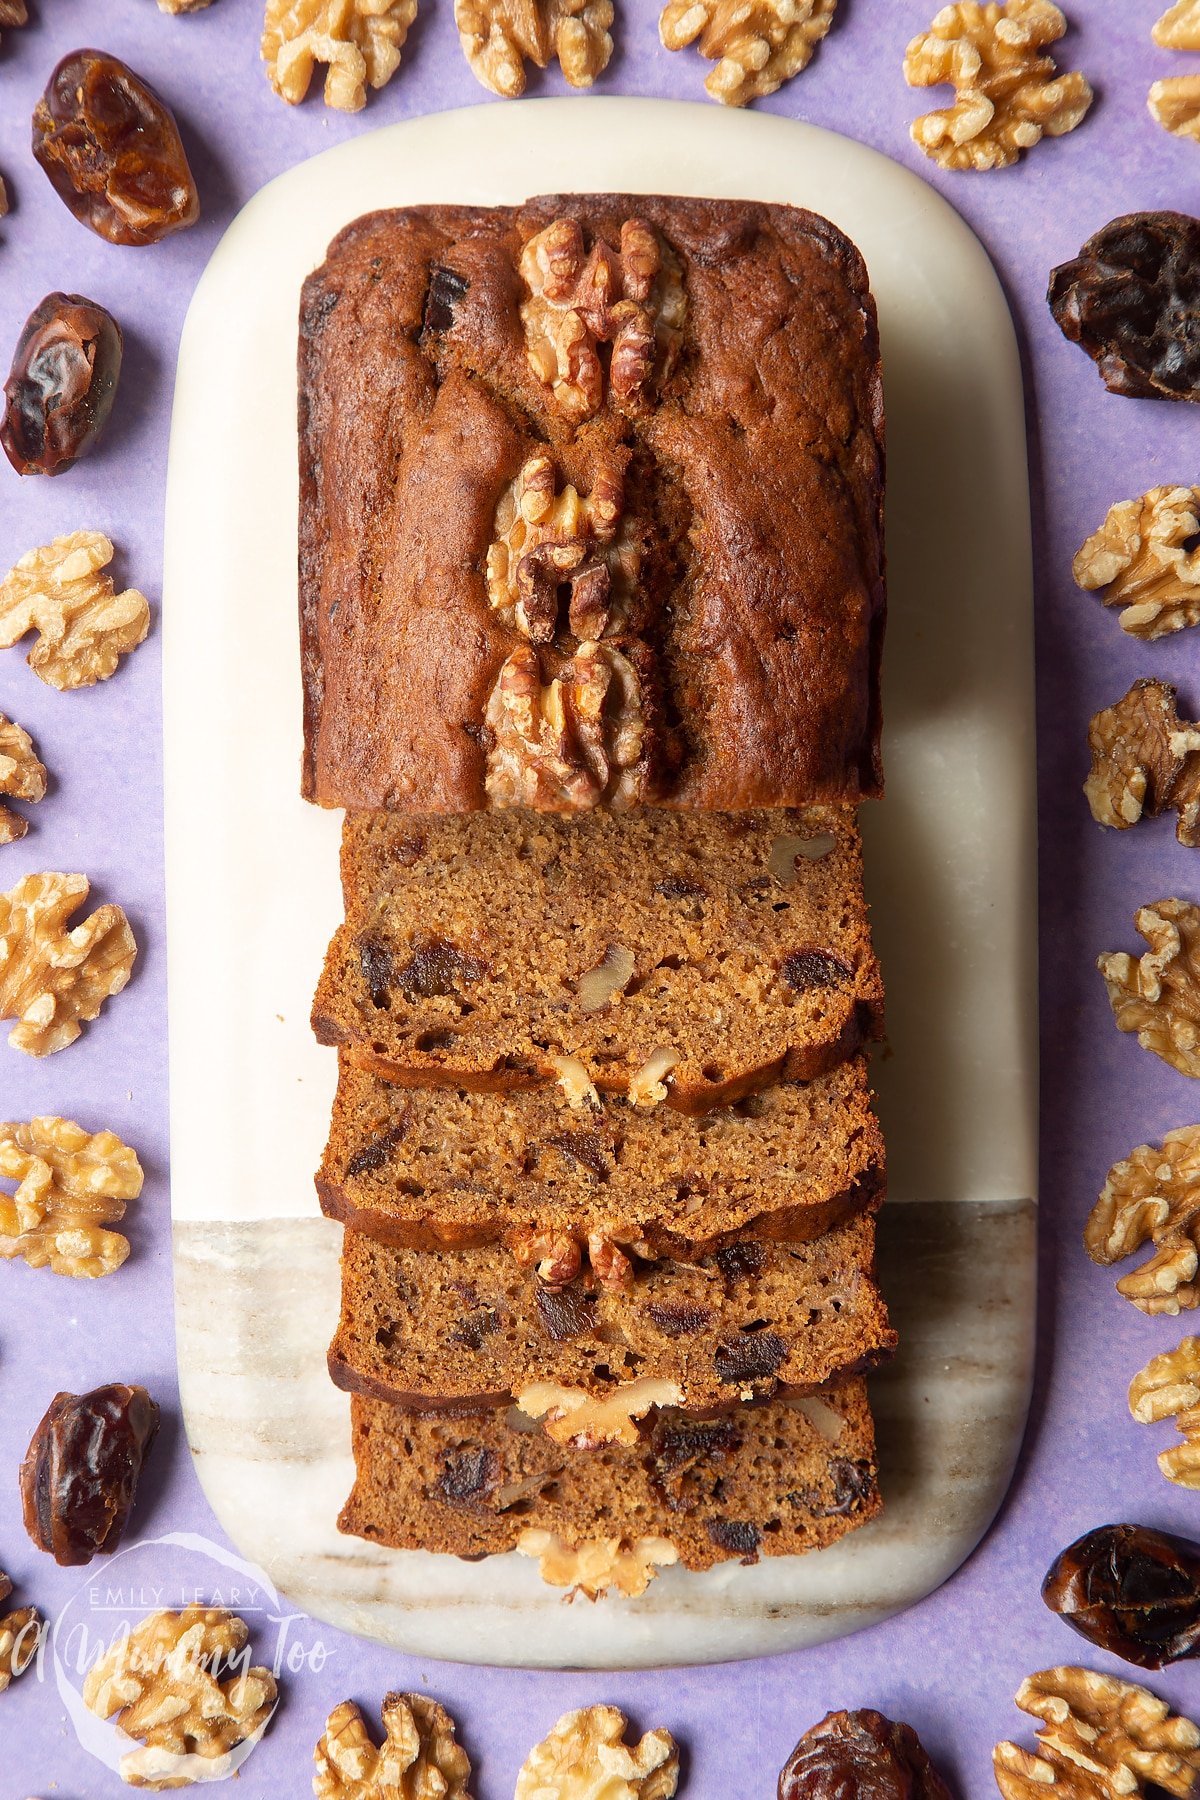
<box><xmin>163</xmin><ymin>101</ymin><xmax>1038</xmax><ymax>1665</ymax></box>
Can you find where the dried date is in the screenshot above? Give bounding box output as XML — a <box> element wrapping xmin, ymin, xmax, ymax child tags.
<box><xmin>1042</xmin><ymin>1522</ymin><xmax>1200</xmax><ymax>1668</ymax></box>
<box><xmin>2</xmin><ymin>292</ymin><xmax>122</xmax><ymax>476</ymax></box>
<box><xmin>1048</xmin><ymin>212</ymin><xmax>1200</xmax><ymax>402</ymax></box>
<box><xmin>32</xmin><ymin>50</ymin><xmax>199</xmax><ymax>247</ymax></box>
<box><xmin>20</xmin><ymin>1383</ymin><xmax>160</xmax><ymax>1566</ymax></box>
<box><xmin>779</xmin><ymin>1709</ymin><xmax>953</xmax><ymax>1800</ymax></box>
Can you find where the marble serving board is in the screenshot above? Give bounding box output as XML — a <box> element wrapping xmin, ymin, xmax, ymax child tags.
<box><xmin>163</xmin><ymin>99</ymin><xmax>1038</xmax><ymax>1669</ymax></box>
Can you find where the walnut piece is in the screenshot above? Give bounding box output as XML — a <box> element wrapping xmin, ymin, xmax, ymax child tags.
<box><xmin>0</xmin><ymin>532</ymin><xmax>150</xmax><ymax>691</ymax></box>
<box><xmin>904</xmin><ymin>1</ymin><xmax>1093</xmax><ymax>172</ymax></box>
<box><xmin>1075</xmin><ymin>488</ymin><xmax>1200</xmax><ymax>640</ymax></box>
<box><xmin>994</xmin><ymin>1665</ymin><xmax>1200</xmax><ymax>1799</ymax></box>
<box><xmin>1155</xmin><ymin>2</ymin><xmax>1200</xmax><ymax>48</ymax></box>
<box><xmin>519</xmin><ymin>217</ymin><xmax>685</xmax><ymax>419</ymax></box>
<box><xmin>313</xmin><ymin>1693</ymin><xmax>473</xmax><ymax>1799</ymax></box>
<box><xmin>545</xmin><ymin>1054</ymin><xmax>601</xmax><ymax>1110</ymax></box>
<box><xmin>83</xmin><ymin>1606</ymin><xmax>277</xmax><ymax>1789</ymax></box>
<box><xmin>1150</xmin><ymin>77</ymin><xmax>1200</xmax><ymax>142</ymax></box>
<box><xmin>1085</xmin><ymin>680</ymin><xmax>1200</xmax><ymax>848</ymax></box>
<box><xmin>0</xmin><ymin>715</ymin><xmax>47</xmax><ymax>847</ymax></box>
<box><xmin>487</xmin><ymin>453</ymin><xmax>637</xmax><ymax>644</ymax></box>
<box><xmin>1130</xmin><ymin>1338</ymin><xmax>1200</xmax><ymax>1490</ymax></box>
<box><xmin>155</xmin><ymin>0</ymin><xmax>213</xmax><ymax>11</ymax></box>
<box><xmin>455</xmin><ymin>0</ymin><xmax>613</xmax><ymax>97</ymax></box>
<box><xmin>517</xmin><ymin>1377</ymin><xmax>683</xmax><ymax>1449</ymax></box>
<box><xmin>0</xmin><ymin>1116</ymin><xmax>143</xmax><ymax>1278</ymax></box>
<box><xmin>1087</xmin><ymin>1127</ymin><xmax>1200</xmax><ymax>1316</ymax></box>
<box><xmin>628</xmin><ymin>1047</ymin><xmax>680</xmax><ymax>1107</ymax></box>
<box><xmin>659</xmin><ymin>0</ymin><xmax>835</xmax><ymax>105</ymax></box>
<box><xmin>577</xmin><ymin>943</ymin><xmax>636</xmax><ymax>1012</ymax></box>
<box><xmin>262</xmin><ymin>0</ymin><xmax>417</xmax><ymax>110</ymax></box>
<box><xmin>0</xmin><ymin>1569</ymin><xmax>41</xmax><ymax>1693</ymax></box>
<box><xmin>1098</xmin><ymin>901</ymin><xmax>1200</xmax><ymax>1079</ymax></box>
<box><xmin>0</xmin><ymin>871</ymin><xmax>137</xmax><ymax>1058</ymax></box>
<box><xmin>484</xmin><ymin>642</ymin><xmax>647</xmax><ymax>811</ymax></box>
<box><xmin>515</xmin><ymin>1706</ymin><xmax>679</xmax><ymax>1798</ymax></box>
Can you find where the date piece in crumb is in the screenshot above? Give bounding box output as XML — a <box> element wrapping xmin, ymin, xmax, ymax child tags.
<box><xmin>1085</xmin><ymin>679</ymin><xmax>1200</xmax><ymax>847</ymax></box>
<box><xmin>263</xmin><ymin>0</ymin><xmax>417</xmax><ymax>111</ymax></box>
<box><xmin>33</xmin><ymin>50</ymin><xmax>199</xmax><ymax>246</ymax></box>
<box><xmin>1050</xmin><ymin>213</ymin><xmax>1200</xmax><ymax>402</ymax></box>
<box><xmin>314</xmin><ymin>1693</ymin><xmax>473</xmax><ymax>1799</ymax></box>
<box><xmin>994</xmin><ymin>1665</ymin><xmax>1200</xmax><ymax>1799</ymax></box>
<box><xmin>0</xmin><ymin>715</ymin><xmax>47</xmax><ymax>846</ymax></box>
<box><xmin>904</xmin><ymin>1</ymin><xmax>1092</xmax><ymax>172</ymax></box>
<box><xmin>0</xmin><ymin>870</ymin><xmax>137</xmax><ymax>1057</ymax></box>
<box><xmin>83</xmin><ymin>1606</ymin><xmax>276</xmax><ymax>1788</ymax></box>
<box><xmin>659</xmin><ymin>0</ymin><xmax>836</xmax><ymax>107</ymax></box>
<box><xmin>0</xmin><ymin>531</ymin><xmax>149</xmax><ymax>689</ymax></box>
<box><xmin>1043</xmin><ymin>1524</ymin><xmax>1200</xmax><ymax>1669</ymax></box>
<box><xmin>21</xmin><ymin>1383</ymin><xmax>160</xmax><ymax>1565</ymax></box>
<box><xmin>0</xmin><ymin>1115</ymin><xmax>143</xmax><ymax>1278</ymax></box>
<box><xmin>1098</xmin><ymin>900</ymin><xmax>1200</xmax><ymax>1080</ymax></box>
<box><xmin>1074</xmin><ymin>487</ymin><xmax>1200</xmax><ymax>641</ymax></box>
<box><xmin>515</xmin><ymin>1706</ymin><xmax>679</xmax><ymax>1800</ymax></box>
<box><xmin>779</xmin><ymin>1708</ymin><xmax>953</xmax><ymax>1800</ymax></box>
<box><xmin>2</xmin><ymin>293</ymin><xmax>123</xmax><ymax>477</ymax></box>
<box><xmin>1086</xmin><ymin>1125</ymin><xmax>1200</xmax><ymax>1316</ymax></box>
<box><xmin>1129</xmin><ymin>1338</ymin><xmax>1200</xmax><ymax>1490</ymax></box>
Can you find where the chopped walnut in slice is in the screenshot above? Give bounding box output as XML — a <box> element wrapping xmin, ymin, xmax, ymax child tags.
<box><xmin>0</xmin><ymin>1116</ymin><xmax>142</xmax><ymax>1278</ymax></box>
<box><xmin>515</xmin><ymin>1705</ymin><xmax>680</xmax><ymax>1798</ymax></box>
<box><xmin>262</xmin><ymin>0</ymin><xmax>417</xmax><ymax>111</ymax></box>
<box><xmin>314</xmin><ymin>1693</ymin><xmax>473</xmax><ymax>1799</ymax></box>
<box><xmin>0</xmin><ymin>872</ymin><xmax>136</xmax><ymax>1057</ymax></box>
<box><xmin>904</xmin><ymin>1</ymin><xmax>1093</xmax><ymax>172</ymax></box>
<box><xmin>519</xmin><ymin>217</ymin><xmax>686</xmax><ymax>418</ymax></box>
<box><xmin>1130</xmin><ymin>1338</ymin><xmax>1200</xmax><ymax>1490</ymax></box>
<box><xmin>628</xmin><ymin>1047</ymin><xmax>680</xmax><ymax>1107</ymax></box>
<box><xmin>0</xmin><ymin>532</ymin><xmax>149</xmax><ymax>691</ymax></box>
<box><xmin>659</xmin><ymin>0</ymin><xmax>836</xmax><ymax>106</ymax></box>
<box><xmin>545</xmin><ymin>1054</ymin><xmax>601</xmax><ymax>1110</ymax></box>
<box><xmin>511</xmin><ymin>1225</ymin><xmax>584</xmax><ymax>1288</ymax></box>
<box><xmin>455</xmin><ymin>0</ymin><xmax>612</xmax><ymax>97</ymax></box>
<box><xmin>83</xmin><ymin>1606</ymin><xmax>277</xmax><ymax>1788</ymax></box>
<box><xmin>1087</xmin><ymin>1126</ymin><xmax>1200</xmax><ymax>1315</ymax></box>
<box><xmin>0</xmin><ymin>715</ymin><xmax>47</xmax><ymax>847</ymax></box>
<box><xmin>517</xmin><ymin>1377</ymin><xmax>683</xmax><ymax>1449</ymax></box>
<box><xmin>1155</xmin><ymin>1</ymin><xmax>1200</xmax><ymax>48</ymax></box>
<box><xmin>1098</xmin><ymin>900</ymin><xmax>1200</xmax><ymax>1079</ymax></box>
<box><xmin>0</xmin><ymin>1570</ymin><xmax>41</xmax><ymax>1693</ymax></box>
<box><xmin>1150</xmin><ymin>77</ymin><xmax>1200</xmax><ymax>143</ymax></box>
<box><xmin>1085</xmin><ymin>679</ymin><xmax>1200</xmax><ymax>847</ymax></box>
<box><xmin>487</xmin><ymin>452</ymin><xmax>637</xmax><ymax>643</ymax></box>
<box><xmin>994</xmin><ymin>1665</ymin><xmax>1200</xmax><ymax>1799</ymax></box>
<box><xmin>1075</xmin><ymin>488</ymin><xmax>1200</xmax><ymax>640</ymax></box>
<box><xmin>484</xmin><ymin>641</ymin><xmax>648</xmax><ymax>811</ymax></box>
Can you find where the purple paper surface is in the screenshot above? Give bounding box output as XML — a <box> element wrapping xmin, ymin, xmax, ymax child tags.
<box><xmin>1</xmin><ymin>2</ymin><xmax>1198</xmax><ymax>1795</ymax></box>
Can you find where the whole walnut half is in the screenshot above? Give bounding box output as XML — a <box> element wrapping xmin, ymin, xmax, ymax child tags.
<box><xmin>1042</xmin><ymin>1523</ymin><xmax>1200</xmax><ymax>1669</ymax></box>
<box><xmin>1049</xmin><ymin>212</ymin><xmax>1200</xmax><ymax>402</ymax></box>
<box><xmin>2</xmin><ymin>292</ymin><xmax>123</xmax><ymax>477</ymax></box>
<box><xmin>779</xmin><ymin>1709</ymin><xmax>954</xmax><ymax>1800</ymax></box>
<box><xmin>32</xmin><ymin>49</ymin><xmax>200</xmax><ymax>246</ymax></box>
<box><xmin>21</xmin><ymin>1383</ymin><xmax>160</xmax><ymax>1565</ymax></box>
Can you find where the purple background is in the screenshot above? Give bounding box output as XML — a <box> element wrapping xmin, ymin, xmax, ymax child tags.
<box><xmin>1</xmin><ymin>2</ymin><xmax>1199</xmax><ymax>1795</ymax></box>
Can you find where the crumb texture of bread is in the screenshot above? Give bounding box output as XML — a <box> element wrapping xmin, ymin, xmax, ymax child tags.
<box><xmin>299</xmin><ymin>194</ymin><xmax>885</xmax><ymax>813</ymax></box>
<box><xmin>329</xmin><ymin>1214</ymin><xmax>896</xmax><ymax>1410</ymax></box>
<box><xmin>338</xmin><ymin>1382</ymin><xmax>881</xmax><ymax>1569</ymax></box>
<box><xmin>311</xmin><ymin>807</ymin><xmax>884</xmax><ymax>1110</ymax></box>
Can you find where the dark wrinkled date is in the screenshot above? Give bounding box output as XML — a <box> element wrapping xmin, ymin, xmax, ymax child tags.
<box><xmin>1048</xmin><ymin>211</ymin><xmax>1200</xmax><ymax>403</ymax></box>
<box><xmin>20</xmin><ymin>1383</ymin><xmax>160</xmax><ymax>1566</ymax></box>
<box><xmin>32</xmin><ymin>49</ymin><xmax>200</xmax><ymax>246</ymax></box>
<box><xmin>779</xmin><ymin>1709</ymin><xmax>954</xmax><ymax>1800</ymax></box>
<box><xmin>1042</xmin><ymin>1522</ymin><xmax>1200</xmax><ymax>1669</ymax></box>
<box><xmin>2</xmin><ymin>292</ymin><xmax>122</xmax><ymax>476</ymax></box>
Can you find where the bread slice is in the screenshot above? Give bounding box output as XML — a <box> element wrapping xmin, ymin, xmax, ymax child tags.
<box><xmin>311</xmin><ymin>807</ymin><xmax>883</xmax><ymax>1113</ymax></box>
<box><xmin>339</xmin><ymin>1384</ymin><xmax>880</xmax><ymax>1585</ymax></box>
<box><xmin>318</xmin><ymin>1052</ymin><xmax>883</xmax><ymax>1259</ymax></box>
<box><xmin>329</xmin><ymin>1216</ymin><xmax>895</xmax><ymax>1425</ymax></box>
